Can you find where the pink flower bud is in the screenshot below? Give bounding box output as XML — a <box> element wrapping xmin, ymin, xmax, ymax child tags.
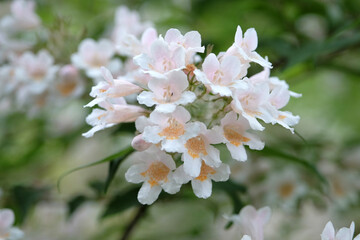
<box><xmin>131</xmin><ymin>134</ymin><xmax>151</xmax><ymax>151</ymax></box>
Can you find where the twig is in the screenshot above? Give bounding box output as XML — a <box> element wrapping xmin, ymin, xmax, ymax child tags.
<box><xmin>120</xmin><ymin>205</ymin><xmax>148</xmax><ymax>240</ymax></box>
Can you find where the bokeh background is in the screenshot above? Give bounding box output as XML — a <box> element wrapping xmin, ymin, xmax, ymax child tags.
<box><xmin>0</xmin><ymin>0</ymin><xmax>360</xmax><ymax>239</ymax></box>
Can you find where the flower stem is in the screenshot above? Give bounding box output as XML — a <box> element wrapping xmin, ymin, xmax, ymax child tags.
<box><xmin>120</xmin><ymin>205</ymin><xmax>148</xmax><ymax>240</ymax></box>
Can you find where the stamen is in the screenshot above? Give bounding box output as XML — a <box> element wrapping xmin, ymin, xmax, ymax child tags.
<box><xmin>223</xmin><ymin>125</ymin><xmax>250</xmax><ymax>146</ymax></box>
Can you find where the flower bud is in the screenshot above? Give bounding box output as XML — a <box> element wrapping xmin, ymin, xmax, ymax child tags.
<box><xmin>131</xmin><ymin>134</ymin><xmax>151</xmax><ymax>151</ymax></box>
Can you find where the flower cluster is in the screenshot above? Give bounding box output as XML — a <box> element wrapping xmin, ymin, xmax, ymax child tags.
<box><xmin>83</xmin><ymin>5</ymin><xmax>301</xmax><ymax>205</ymax></box>
<box><xmin>0</xmin><ymin>0</ymin><xmax>84</xmax><ymax>116</ymax></box>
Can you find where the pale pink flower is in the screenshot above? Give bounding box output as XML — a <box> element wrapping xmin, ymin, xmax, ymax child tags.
<box><xmin>226</xmin><ymin>205</ymin><xmax>271</xmax><ymax>240</ymax></box>
<box><xmin>131</xmin><ymin>134</ymin><xmax>152</xmax><ymax>151</ymax></box>
<box><xmin>211</xmin><ymin>111</ymin><xmax>264</xmax><ymax>161</ymax></box>
<box><xmin>194</xmin><ymin>53</ymin><xmax>245</xmax><ymax>96</ymax></box>
<box><xmin>164</xmin><ymin>28</ymin><xmax>204</xmax><ymax>63</ymax></box>
<box><xmin>0</xmin><ymin>209</ymin><xmax>23</xmax><ymax>240</ymax></box>
<box><xmin>83</xmin><ymin>98</ymin><xmax>146</xmax><ymax>138</ymax></box>
<box><xmin>85</xmin><ymin>67</ymin><xmax>142</xmax><ymax>107</ymax></box>
<box><xmin>0</xmin><ymin>0</ymin><xmax>40</xmax><ymax>32</ymax></box>
<box><xmin>174</xmin><ymin>161</ymin><xmax>230</xmax><ymax>199</ymax></box>
<box><xmin>116</xmin><ymin>27</ymin><xmax>157</xmax><ymax>57</ymax></box>
<box><xmin>133</xmin><ymin>38</ymin><xmax>186</xmax><ymax>79</ymax></box>
<box><xmin>225</xmin><ymin>26</ymin><xmax>271</xmax><ymax>69</ymax></box>
<box><xmin>55</xmin><ymin>64</ymin><xmax>84</xmax><ymax>98</ymax></box>
<box><xmin>112</xmin><ymin>6</ymin><xmax>152</xmax><ymax>42</ymax></box>
<box><xmin>71</xmin><ymin>39</ymin><xmax>121</xmax><ymax>80</ymax></box>
<box><xmin>15</xmin><ymin>50</ymin><xmax>59</xmax><ymax>94</ymax></box>
<box><xmin>137</xmin><ymin>106</ymin><xmax>199</xmax><ymax>152</ymax></box>
<box><xmin>137</xmin><ymin>70</ymin><xmax>195</xmax><ymax>113</ymax></box>
<box><xmin>125</xmin><ymin>146</ymin><xmax>181</xmax><ymax>205</ymax></box>
<box><xmin>231</xmin><ymin>78</ymin><xmax>273</xmax><ymax>131</ymax></box>
<box><xmin>249</xmin><ymin>67</ymin><xmax>301</xmax><ymax>132</ymax></box>
<box><xmin>321</xmin><ymin>221</ymin><xmax>360</xmax><ymax>240</ymax></box>
<box><xmin>177</xmin><ymin>122</ymin><xmax>222</xmax><ymax>177</ymax></box>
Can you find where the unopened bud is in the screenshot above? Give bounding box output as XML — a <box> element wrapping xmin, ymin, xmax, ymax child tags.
<box><xmin>131</xmin><ymin>134</ymin><xmax>152</xmax><ymax>151</ymax></box>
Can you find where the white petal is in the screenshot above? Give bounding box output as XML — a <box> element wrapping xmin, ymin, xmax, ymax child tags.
<box><xmin>226</xmin><ymin>143</ymin><xmax>247</xmax><ymax>162</ymax></box>
<box><xmin>161</xmin><ymin>173</ymin><xmax>181</xmax><ymax>194</ymax></box>
<box><xmin>321</xmin><ymin>221</ymin><xmax>335</xmax><ymax>240</ymax></box>
<box><xmin>191</xmin><ymin>179</ymin><xmax>212</xmax><ymax>199</ymax></box>
<box><xmin>138</xmin><ymin>182</ymin><xmax>162</xmax><ymax>205</ymax></box>
<box><xmin>211</xmin><ymin>164</ymin><xmax>230</xmax><ymax>182</ymax></box>
<box><xmin>203</xmin><ymin>145</ymin><xmax>221</xmax><ymax>167</ymax></box>
<box><xmin>155</xmin><ymin>103</ymin><xmax>177</xmax><ymax>113</ymax></box>
<box><xmin>0</xmin><ymin>209</ymin><xmax>14</xmax><ymax>229</ymax></box>
<box><xmin>137</xmin><ymin>91</ymin><xmax>157</xmax><ymax>107</ymax></box>
<box><xmin>183</xmin><ymin>153</ymin><xmax>201</xmax><ymax>177</ymax></box>
<box><xmin>173</xmin><ymin>165</ymin><xmax>192</xmax><ymax>184</ymax></box>
<box><xmin>142</xmin><ymin>125</ymin><xmax>163</xmax><ymax>144</ymax></box>
<box><xmin>125</xmin><ymin>164</ymin><xmax>147</xmax><ymax>183</ymax></box>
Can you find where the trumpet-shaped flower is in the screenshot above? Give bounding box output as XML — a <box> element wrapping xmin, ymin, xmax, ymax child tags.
<box><xmin>0</xmin><ymin>0</ymin><xmax>40</xmax><ymax>32</ymax></box>
<box><xmin>125</xmin><ymin>146</ymin><xmax>181</xmax><ymax>205</ymax></box>
<box><xmin>174</xmin><ymin>161</ymin><xmax>230</xmax><ymax>199</ymax></box>
<box><xmin>134</xmin><ymin>38</ymin><xmax>186</xmax><ymax>79</ymax></box>
<box><xmin>321</xmin><ymin>221</ymin><xmax>360</xmax><ymax>240</ymax></box>
<box><xmin>83</xmin><ymin>98</ymin><xmax>145</xmax><ymax>138</ymax></box>
<box><xmin>225</xmin><ymin>26</ymin><xmax>271</xmax><ymax>69</ymax></box>
<box><xmin>71</xmin><ymin>39</ymin><xmax>121</xmax><ymax>80</ymax></box>
<box><xmin>0</xmin><ymin>209</ymin><xmax>23</xmax><ymax>240</ymax></box>
<box><xmin>194</xmin><ymin>53</ymin><xmax>245</xmax><ymax>96</ymax></box>
<box><xmin>55</xmin><ymin>64</ymin><xmax>84</xmax><ymax>98</ymax></box>
<box><xmin>225</xmin><ymin>205</ymin><xmax>271</xmax><ymax>240</ymax></box>
<box><xmin>137</xmin><ymin>70</ymin><xmax>195</xmax><ymax>113</ymax></box>
<box><xmin>211</xmin><ymin>111</ymin><xmax>264</xmax><ymax>161</ymax></box>
<box><xmin>138</xmin><ymin>106</ymin><xmax>199</xmax><ymax>152</ymax></box>
<box><xmin>164</xmin><ymin>28</ymin><xmax>204</xmax><ymax>63</ymax></box>
<box><xmin>15</xmin><ymin>50</ymin><xmax>58</xmax><ymax>94</ymax></box>
<box><xmin>85</xmin><ymin>67</ymin><xmax>142</xmax><ymax>107</ymax></box>
<box><xmin>177</xmin><ymin>122</ymin><xmax>222</xmax><ymax>177</ymax></box>
<box><xmin>231</xmin><ymin>79</ymin><xmax>273</xmax><ymax>131</ymax></box>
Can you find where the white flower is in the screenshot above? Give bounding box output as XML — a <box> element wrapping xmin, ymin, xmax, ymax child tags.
<box><xmin>137</xmin><ymin>106</ymin><xmax>199</xmax><ymax>152</ymax></box>
<box><xmin>137</xmin><ymin>70</ymin><xmax>195</xmax><ymax>113</ymax></box>
<box><xmin>71</xmin><ymin>38</ymin><xmax>121</xmax><ymax>80</ymax></box>
<box><xmin>83</xmin><ymin>98</ymin><xmax>146</xmax><ymax>138</ymax></box>
<box><xmin>0</xmin><ymin>0</ymin><xmax>41</xmax><ymax>32</ymax></box>
<box><xmin>225</xmin><ymin>205</ymin><xmax>271</xmax><ymax>240</ymax></box>
<box><xmin>0</xmin><ymin>209</ymin><xmax>24</xmax><ymax>240</ymax></box>
<box><xmin>174</xmin><ymin>161</ymin><xmax>230</xmax><ymax>199</ymax></box>
<box><xmin>164</xmin><ymin>28</ymin><xmax>204</xmax><ymax>64</ymax></box>
<box><xmin>125</xmin><ymin>146</ymin><xmax>181</xmax><ymax>205</ymax></box>
<box><xmin>211</xmin><ymin>111</ymin><xmax>264</xmax><ymax>161</ymax></box>
<box><xmin>231</xmin><ymin>78</ymin><xmax>273</xmax><ymax>131</ymax></box>
<box><xmin>15</xmin><ymin>50</ymin><xmax>59</xmax><ymax>94</ymax></box>
<box><xmin>133</xmin><ymin>38</ymin><xmax>186</xmax><ymax>79</ymax></box>
<box><xmin>194</xmin><ymin>53</ymin><xmax>246</xmax><ymax>97</ymax></box>
<box><xmin>54</xmin><ymin>64</ymin><xmax>84</xmax><ymax>98</ymax></box>
<box><xmin>225</xmin><ymin>26</ymin><xmax>271</xmax><ymax>69</ymax></box>
<box><xmin>177</xmin><ymin>122</ymin><xmax>222</xmax><ymax>177</ymax></box>
<box><xmin>321</xmin><ymin>221</ymin><xmax>360</xmax><ymax>240</ymax></box>
<box><xmin>85</xmin><ymin>67</ymin><xmax>142</xmax><ymax>107</ymax></box>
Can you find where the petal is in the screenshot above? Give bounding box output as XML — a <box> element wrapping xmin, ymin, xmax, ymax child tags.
<box><xmin>142</xmin><ymin>125</ymin><xmax>163</xmax><ymax>144</ymax></box>
<box><xmin>203</xmin><ymin>145</ymin><xmax>221</xmax><ymax>167</ymax></box>
<box><xmin>183</xmin><ymin>153</ymin><xmax>201</xmax><ymax>177</ymax></box>
<box><xmin>210</xmin><ymin>164</ymin><xmax>230</xmax><ymax>182</ymax></box>
<box><xmin>221</xmin><ymin>55</ymin><xmax>241</xmax><ymax>80</ymax></box>
<box><xmin>209</xmin><ymin>84</ymin><xmax>233</xmax><ymax>97</ymax></box>
<box><xmin>244</xmin><ymin>28</ymin><xmax>258</xmax><ymax>52</ymax></box>
<box><xmin>244</xmin><ymin>133</ymin><xmax>265</xmax><ymax>150</ymax></box>
<box><xmin>138</xmin><ymin>182</ymin><xmax>162</xmax><ymax>205</ymax></box>
<box><xmin>234</xmin><ymin>25</ymin><xmax>243</xmax><ymax>46</ymax></box>
<box><xmin>125</xmin><ymin>164</ymin><xmax>147</xmax><ymax>183</ymax></box>
<box><xmin>155</xmin><ymin>103</ymin><xmax>177</xmax><ymax>113</ymax></box>
<box><xmin>202</xmin><ymin>53</ymin><xmax>219</xmax><ymax>76</ymax></box>
<box><xmin>164</xmin><ymin>28</ymin><xmax>182</xmax><ymax>43</ymax></box>
<box><xmin>191</xmin><ymin>179</ymin><xmax>212</xmax><ymax>199</ymax></box>
<box><xmin>257</xmin><ymin>206</ymin><xmax>271</xmax><ymax>225</ymax></box>
<box><xmin>137</xmin><ymin>91</ymin><xmax>157</xmax><ymax>107</ymax></box>
<box><xmin>167</xmin><ymin>70</ymin><xmax>188</xmax><ymax>92</ymax></box>
<box><xmin>176</xmin><ymin>91</ymin><xmax>196</xmax><ymax>106</ymax></box>
<box><xmin>226</xmin><ymin>143</ymin><xmax>247</xmax><ymax>162</ymax></box>
<box><xmin>0</xmin><ymin>209</ymin><xmax>14</xmax><ymax>229</ymax></box>
<box><xmin>161</xmin><ymin>139</ymin><xmax>184</xmax><ymax>153</ymax></box>
<box><xmin>173</xmin><ymin>165</ymin><xmax>192</xmax><ymax>184</ymax></box>
<box><xmin>184</xmin><ymin>31</ymin><xmax>203</xmax><ymax>51</ymax></box>
<box><xmin>161</xmin><ymin>173</ymin><xmax>181</xmax><ymax>194</ymax></box>
<box><xmin>321</xmin><ymin>221</ymin><xmax>335</xmax><ymax>240</ymax></box>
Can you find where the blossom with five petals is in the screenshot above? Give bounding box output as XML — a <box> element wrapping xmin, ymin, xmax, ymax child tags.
<box><xmin>137</xmin><ymin>70</ymin><xmax>195</xmax><ymax>113</ymax></box>
<box><xmin>125</xmin><ymin>146</ymin><xmax>181</xmax><ymax>205</ymax></box>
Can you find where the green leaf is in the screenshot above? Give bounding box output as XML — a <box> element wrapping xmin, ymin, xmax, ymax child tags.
<box><xmin>103</xmin><ymin>148</ymin><xmax>135</xmax><ymax>193</ymax></box>
<box><xmin>102</xmin><ymin>187</ymin><xmax>140</xmax><ymax>218</ymax></box>
<box><xmin>67</xmin><ymin>195</ymin><xmax>88</xmax><ymax>217</ymax></box>
<box><xmin>57</xmin><ymin>146</ymin><xmax>134</xmax><ymax>192</ymax></box>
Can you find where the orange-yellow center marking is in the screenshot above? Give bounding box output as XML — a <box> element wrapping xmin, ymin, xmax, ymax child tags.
<box><xmin>185</xmin><ymin>136</ymin><xmax>207</xmax><ymax>159</ymax></box>
<box><xmin>223</xmin><ymin>125</ymin><xmax>250</xmax><ymax>146</ymax></box>
<box><xmin>158</xmin><ymin>118</ymin><xmax>185</xmax><ymax>140</ymax></box>
<box><xmin>278</xmin><ymin>182</ymin><xmax>295</xmax><ymax>198</ymax></box>
<box><xmin>141</xmin><ymin>161</ymin><xmax>170</xmax><ymax>187</ymax></box>
<box><xmin>195</xmin><ymin>161</ymin><xmax>216</xmax><ymax>181</ymax></box>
